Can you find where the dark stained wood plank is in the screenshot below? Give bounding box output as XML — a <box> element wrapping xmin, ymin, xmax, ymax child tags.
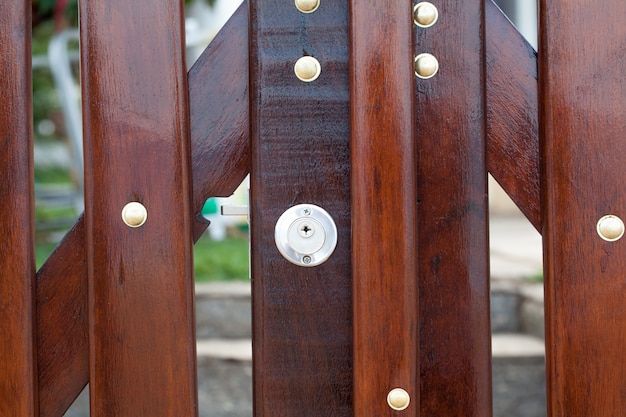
<box><xmin>485</xmin><ymin>0</ymin><xmax>540</xmax><ymax>231</ymax></box>
<box><xmin>36</xmin><ymin>5</ymin><xmax>250</xmax><ymax>416</ymax></box>
<box><xmin>350</xmin><ymin>1</ymin><xmax>418</xmax><ymax>416</ymax></box>
<box><xmin>189</xmin><ymin>3</ymin><xmax>250</xmax><ymax>238</ymax></box>
<box><xmin>414</xmin><ymin>1</ymin><xmax>492</xmax><ymax>416</ymax></box>
<box><xmin>0</xmin><ymin>3</ymin><xmax>38</xmax><ymax>416</ymax></box>
<box><xmin>36</xmin><ymin>220</ymin><xmax>89</xmax><ymax>417</ymax></box>
<box><xmin>34</xmin><ymin>2</ymin><xmax>542</xmax><ymax>414</ymax></box>
<box><xmin>80</xmin><ymin>1</ymin><xmax>198</xmax><ymax>415</ymax></box>
<box><xmin>249</xmin><ymin>0</ymin><xmax>352</xmax><ymax>415</ymax></box>
<box><xmin>36</xmin><ymin>5</ymin><xmax>250</xmax><ymax>415</ymax></box>
<box><xmin>80</xmin><ymin>1</ymin><xmax>197</xmax><ymax>415</ymax></box>
<box><xmin>540</xmin><ymin>0</ymin><xmax>626</xmax><ymax>415</ymax></box>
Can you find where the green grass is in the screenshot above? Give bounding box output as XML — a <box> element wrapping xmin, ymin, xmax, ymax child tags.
<box><xmin>35</xmin><ymin>234</ymin><xmax>249</xmax><ymax>282</ymax></box>
<box><xmin>526</xmin><ymin>271</ymin><xmax>544</xmax><ymax>283</ymax></box>
<box><xmin>193</xmin><ymin>235</ymin><xmax>249</xmax><ymax>282</ymax></box>
<box><xmin>35</xmin><ymin>166</ymin><xmax>73</xmax><ymax>184</ymax></box>
<box><xmin>35</xmin><ymin>241</ymin><xmax>59</xmax><ymax>270</ymax></box>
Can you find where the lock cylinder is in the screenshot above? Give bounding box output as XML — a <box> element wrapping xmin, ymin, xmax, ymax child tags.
<box><xmin>274</xmin><ymin>204</ymin><xmax>338</xmax><ymax>267</ymax></box>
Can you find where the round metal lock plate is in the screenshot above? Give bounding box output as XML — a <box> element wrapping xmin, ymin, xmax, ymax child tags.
<box><xmin>275</xmin><ymin>204</ymin><xmax>337</xmax><ymax>267</ymax></box>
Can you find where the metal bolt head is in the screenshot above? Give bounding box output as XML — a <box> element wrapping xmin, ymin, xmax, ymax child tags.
<box><xmin>414</xmin><ymin>53</ymin><xmax>439</xmax><ymax>79</ymax></box>
<box><xmin>387</xmin><ymin>388</ymin><xmax>410</xmax><ymax>411</ymax></box>
<box><xmin>295</xmin><ymin>0</ymin><xmax>320</xmax><ymax>13</ymax></box>
<box><xmin>294</xmin><ymin>56</ymin><xmax>321</xmax><ymax>82</ymax></box>
<box><xmin>597</xmin><ymin>215</ymin><xmax>625</xmax><ymax>242</ymax></box>
<box><xmin>414</xmin><ymin>2</ymin><xmax>438</xmax><ymax>28</ymax></box>
<box><xmin>302</xmin><ymin>255</ymin><xmax>312</xmax><ymax>264</ymax></box>
<box><xmin>122</xmin><ymin>202</ymin><xmax>147</xmax><ymax>228</ymax></box>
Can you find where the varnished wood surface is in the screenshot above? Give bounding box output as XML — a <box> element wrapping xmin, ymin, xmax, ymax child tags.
<box><xmin>32</xmin><ymin>2</ymin><xmax>543</xmax><ymax>414</ymax></box>
<box><xmin>36</xmin><ymin>220</ymin><xmax>89</xmax><ymax>417</ymax></box>
<box><xmin>249</xmin><ymin>0</ymin><xmax>352</xmax><ymax>415</ymax></box>
<box><xmin>80</xmin><ymin>0</ymin><xmax>197</xmax><ymax>415</ymax></box>
<box><xmin>0</xmin><ymin>3</ymin><xmax>38</xmax><ymax>416</ymax></box>
<box><xmin>414</xmin><ymin>1</ymin><xmax>492</xmax><ymax>415</ymax></box>
<box><xmin>540</xmin><ymin>0</ymin><xmax>626</xmax><ymax>415</ymax></box>
<box><xmin>189</xmin><ymin>3</ymin><xmax>250</xmax><ymax>236</ymax></box>
<box><xmin>350</xmin><ymin>2</ymin><xmax>418</xmax><ymax>416</ymax></box>
<box><xmin>36</xmin><ymin>5</ymin><xmax>250</xmax><ymax>415</ymax></box>
<box><xmin>486</xmin><ymin>0</ymin><xmax>540</xmax><ymax>231</ymax></box>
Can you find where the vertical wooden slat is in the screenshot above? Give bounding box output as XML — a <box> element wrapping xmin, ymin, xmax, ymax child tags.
<box><xmin>0</xmin><ymin>3</ymin><xmax>38</xmax><ymax>416</ymax></box>
<box><xmin>36</xmin><ymin>6</ymin><xmax>250</xmax><ymax>414</ymax></box>
<box><xmin>540</xmin><ymin>1</ymin><xmax>626</xmax><ymax>415</ymax></box>
<box><xmin>80</xmin><ymin>1</ymin><xmax>197</xmax><ymax>415</ymax></box>
<box><xmin>350</xmin><ymin>1</ymin><xmax>418</xmax><ymax>416</ymax></box>
<box><xmin>249</xmin><ymin>0</ymin><xmax>352</xmax><ymax>415</ymax></box>
<box><xmin>415</xmin><ymin>1</ymin><xmax>492</xmax><ymax>416</ymax></box>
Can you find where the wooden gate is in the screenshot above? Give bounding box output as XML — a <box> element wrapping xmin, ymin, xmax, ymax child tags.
<box><xmin>1</xmin><ymin>0</ymin><xmax>624</xmax><ymax>416</ymax></box>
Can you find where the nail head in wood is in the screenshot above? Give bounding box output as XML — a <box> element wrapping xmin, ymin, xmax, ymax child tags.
<box><xmin>387</xmin><ymin>388</ymin><xmax>411</xmax><ymax>411</ymax></box>
<box><xmin>294</xmin><ymin>56</ymin><xmax>321</xmax><ymax>82</ymax></box>
<box><xmin>414</xmin><ymin>2</ymin><xmax>438</xmax><ymax>28</ymax></box>
<box><xmin>414</xmin><ymin>53</ymin><xmax>439</xmax><ymax>79</ymax></box>
<box><xmin>597</xmin><ymin>215</ymin><xmax>624</xmax><ymax>242</ymax></box>
<box><xmin>295</xmin><ymin>0</ymin><xmax>320</xmax><ymax>13</ymax></box>
<box><xmin>122</xmin><ymin>202</ymin><xmax>148</xmax><ymax>228</ymax></box>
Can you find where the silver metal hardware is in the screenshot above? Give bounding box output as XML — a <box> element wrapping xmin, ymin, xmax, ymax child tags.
<box><xmin>275</xmin><ymin>204</ymin><xmax>337</xmax><ymax>267</ymax></box>
<box><xmin>221</xmin><ymin>205</ymin><xmax>248</xmax><ymax>217</ymax></box>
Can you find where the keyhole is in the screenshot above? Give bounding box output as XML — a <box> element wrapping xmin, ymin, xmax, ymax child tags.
<box><xmin>299</xmin><ymin>223</ymin><xmax>314</xmax><ymax>237</ymax></box>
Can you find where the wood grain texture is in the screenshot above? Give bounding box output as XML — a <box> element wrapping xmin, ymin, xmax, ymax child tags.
<box><xmin>540</xmin><ymin>1</ymin><xmax>626</xmax><ymax>415</ymax></box>
<box><xmin>36</xmin><ymin>5</ymin><xmax>250</xmax><ymax>415</ymax></box>
<box><xmin>414</xmin><ymin>1</ymin><xmax>492</xmax><ymax>416</ymax></box>
<box><xmin>36</xmin><ymin>220</ymin><xmax>89</xmax><ymax>417</ymax></box>
<box><xmin>249</xmin><ymin>0</ymin><xmax>352</xmax><ymax>415</ymax></box>
<box><xmin>33</xmin><ymin>2</ymin><xmax>542</xmax><ymax>414</ymax></box>
<box><xmin>350</xmin><ymin>1</ymin><xmax>418</xmax><ymax>416</ymax></box>
<box><xmin>485</xmin><ymin>0</ymin><xmax>540</xmax><ymax>230</ymax></box>
<box><xmin>80</xmin><ymin>0</ymin><xmax>198</xmax><ymax>415</ymax></box>
<box><xmin>0</xmin><ymin>3</ymin><xmax>38</xmax><ymax>416</ymax></box>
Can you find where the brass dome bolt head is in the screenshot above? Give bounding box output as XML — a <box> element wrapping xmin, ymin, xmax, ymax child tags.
<box><xmin>387</xmin><ymin>388</ymin><xmax>411</xmax><ymax>411</ymax></box>
<box><xmin>597</xmin><ymin>215</ymin><xmax>625</xmax><ymax>242</ymax></box>
<box><xmin>294</xmin><ymin>56</ymin><xmax>321</xmax><ymax>82</ymax></box>
<box><xmin>122</xmin><ymin>202</ymin><xmax>148</xmax><ymax>228</ymax></box>
<box><xmin>414</xmin><ymin>2</ymin><xmax>439</xmax><ymax>28</ymax></box>
<box><xmin>414</xmin><ymin>53</ymin><xmax>439</xmax><ymax>79</ymax></box>
<box><xmin>295</xmin><ymin>0</ymin><xmax>320</xmax><ymax>13</ymax></box>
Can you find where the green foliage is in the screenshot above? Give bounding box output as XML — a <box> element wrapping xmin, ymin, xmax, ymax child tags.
<box><xmin>33</xmin><ymin>0</ymin><xmax>59</xmax><ymax>14</ymax></box>
<box><xmin>36</xmin><ymin>242</ymin><xmax>60</xmax><ymax>270</ymax></box>
<box><xmin>193</xmin><ymin>236</ymin><xmax>250</xmax><ymax>282</ymax></box>
<box><xmin>526</xmin><ymin>271</ymin><xmax>544</xmax><ymax>283</ymax></box>
<box><xmin>35</xmin><ymin>235</ymin><xmax>249</xmax><ymax>281</ymax></box>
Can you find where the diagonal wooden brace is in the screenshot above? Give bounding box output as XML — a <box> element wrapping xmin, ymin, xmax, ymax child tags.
<box><xmin>35</xmin><ymin>1</ymin><xmax>538</xmax><ymax>415</ymax></box>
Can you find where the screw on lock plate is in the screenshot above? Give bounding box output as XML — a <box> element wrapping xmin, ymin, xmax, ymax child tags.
<box><xmin>274</xmin><ymin>204</ymin><xmax>337</xmax><ymax>267</ymax></box>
